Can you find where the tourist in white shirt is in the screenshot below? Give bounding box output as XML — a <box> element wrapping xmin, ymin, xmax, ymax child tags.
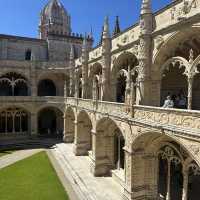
<box><xmin>163</xmin><ymin>96</ymin><xmax>174</xmax><ymax>108</ymax></box>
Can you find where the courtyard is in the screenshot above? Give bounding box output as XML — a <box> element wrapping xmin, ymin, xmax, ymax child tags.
<box><xmin>0</xmin><ymin>150</ymin><xmax>69</xmax><ymax>200</ymax></box>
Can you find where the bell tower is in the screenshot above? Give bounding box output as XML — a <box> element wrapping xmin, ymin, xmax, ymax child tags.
<box><xmin>39</xmin><ymin>0</ymin><xmax>71</xmax><ymax>39</ymax></box>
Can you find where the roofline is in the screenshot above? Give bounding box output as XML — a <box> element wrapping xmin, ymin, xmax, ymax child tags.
<box><xmin>91</xmin><ymin>0</ymin><xmax>182</xmax><ymax>52</ymax></box>
<box><xmin>0</xmin><ymin>34</ymin><xmax>46</xmax><ymax>43</ymax></box>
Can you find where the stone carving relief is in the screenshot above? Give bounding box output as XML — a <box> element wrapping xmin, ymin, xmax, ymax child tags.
<box><xmin>134</xmin><ymin>108</ymin><xmax>200</xmax><ymax>131</ymax></box>
<box><xmin>154</xmin><ymin>35</ymin><xmax>164</xmax><ymax>50</ymax></box>
<box><xmin>121</xmin><ymin>34</ymin><xmax>129</xmax><ymax>44</ymax></box>
<box><xmin>190</xmin><ymin>144</ymin><xmax>200</xmax><ymax>155</ymax></box>
<box><xmin>132</xmin><ymin>45</ymin><xmax>139</xmax><ymax>56</ymax></box>
<box><xmin>171</xmin><ymin>0</ymin><xmax>197</xmax><ymax>21</ymax></box>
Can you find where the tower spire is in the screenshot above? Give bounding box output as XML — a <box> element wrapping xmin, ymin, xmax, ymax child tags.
<box><xmin>113</xmin><ymin>16</ymin><xmax>121</xmax><ymax>36</ymax></box>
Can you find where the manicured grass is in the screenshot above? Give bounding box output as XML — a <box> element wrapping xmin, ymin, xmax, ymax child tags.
<box><xmin>0</xmin><ymin>150</ymin><xmax>14</xmax><ymax>157</ymax></box>
<box><xmin>0</xmin><ymin>151</ymin><xmax>69</xmax><ymax>200</ymax></box>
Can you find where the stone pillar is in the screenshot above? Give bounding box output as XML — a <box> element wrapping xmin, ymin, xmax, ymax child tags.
<box><xmin>182</xmin><ymin>169</ymin><xmax>189</xmax><ymax>200</ymax></box>
<box><xmin>101</xmin><ymin>16</ymin><xmax>111</xmax><ymax>101</ymax></box>
<box><xmin>81</xmin><ymin>37</ymin><xmax>89</xmax><ymax>99</ymax></box>
<box><xmin>31</xmin><ymin>63</ymin><xmax>37</xmax><ymax>97</ymax></box>
<box><xmin>73</xmin><ymin>120</ymin><xmax>89</xmax><ymax>156</ymax></box>
<box><xmin>143</xmin><ymin>154</ymin><xmax>158</xmax><ymax>199</ymax></box>
<box><xmin>122</xmin><ymin>149</ymin><xmax>134</xmax><ymax>200</ymax></box>
<box><xmin>166</xmin><ymin>160</ymin><xmax>171</xmax><ymax>200</ymax></box>
<box><xmin>64</xmin><ymin>77</ymin><xmax>68</xmax><ymax>98</ymax></box>
<box><xmin>74</xmin><ymin>71</ymin><xmax>79</xmax><ymax>99</ymax></box>
<box><xmin>30</xmin><ymin>113</ymin><xmax>37</xmax><ymax>137</ymax></box>
<box><xmin>90</xmin><ymin>129</ymin><xmax>110</xmax><ymax>176</ymax></box>
<box><xmin>187</xmin><ymin>76</ymin><xmax>194</xmax><ymax>110</ymax></box>
<box><xmin>63</xmin><ymin>114</ymin><xmax>74</xmax><ymax>143</ymax></box>
<box><xmin>137</xmin><ymin>0</ymin><xmax>153</xmax><ymax>106</ymax></box>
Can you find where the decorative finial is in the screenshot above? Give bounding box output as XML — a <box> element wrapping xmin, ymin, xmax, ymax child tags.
<box><xmin>189</xmin><ymin>49</ymin><xmax>194</xmax><ymax>63</ymax></box>
<box><xmin>113</xmin><ymin>16</ymin><xmax>121</xmax><ymax>36</ymax></box>
<box><xmin>102</xmin><ymin>16</ymin><xmax>110</xmax><ymax>39</ymax></box>
<box><xmin>141</xmin><ymin>0</ymin><xmax>152</xmax><ymax>15</ymax></box>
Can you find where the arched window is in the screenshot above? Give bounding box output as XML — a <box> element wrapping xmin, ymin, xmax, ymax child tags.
<box><xmin>38</xmin><ymin>107</ymin><xmax>63</xmax><ymax>137</ymax></box>
<box><xmin>25</xmin><ymin>50</ymin><xmax>32</xmax><ymax>61</ymax></box>
<box><xmin>0</xmin><ymin>107</ymin><xmax>29</xmax><ymax>135</ymax></box>
<box><xmin>0</xmin><ymin>72</ymin><xmax>29</xmax><ymax>96</ymax></box>
<box><xmin>38</xmin><ymin>79</ymin><xmax>56</xmax><ymax>96</ymax></box>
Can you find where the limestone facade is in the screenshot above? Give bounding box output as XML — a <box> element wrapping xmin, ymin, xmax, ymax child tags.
<box><xmin>1</xmin><ymin>0</ymin><xmax>200</xmax><ymax>199</ymax></box>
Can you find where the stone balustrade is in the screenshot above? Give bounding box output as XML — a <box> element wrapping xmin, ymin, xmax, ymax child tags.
<box><xmin>134</xmin><ymin>105</ymin><xmax>200</xmax><ymax>135</ymax></box>
<box><xmin>66</xmin><ymin>98</ymin><xmax>200</xmax><ymax>137</ymax></box>
<box><xmin>66</xmin><ymin>97</ymin><xmax>128</xmax><ymax>118</ymax></box>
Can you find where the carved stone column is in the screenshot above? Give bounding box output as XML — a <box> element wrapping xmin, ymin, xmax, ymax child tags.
<box><xmin>187</xmin><ymin>76</ymin><xmax>194</xmax><ymax>110</ymax></box>
<box><xmin>63</xmin><ymin>114</ymin><xmax>74</xmax><ymax>143</ymax></box>
<box><xmin>73</xmin><ymin>120</ymin><xmax>84</xmax><ymax>155</ymax></box>
<box><xmin>64</xmin><ymin>77</ymin><xmax>68</xmax><ymax>98</ymax></box>
<box><xmin>74</xmin><ymin>71</ymin><xmax>79</xmax><ymax>99</ymax></box>
<box><xmin>31</xmin><ymin>63</ymin><xmax>37</xmax><ymax>97</ymax></box>
<box><xmin>90</xmin><ymin>130</ymin><xmax>110</xmax><ymax>176</ymax></box>
<box><xmin>122</xmin><ymin>148</ymin><xmax>134</xmax><ymax>200</ymax></box>
<box><xmin>182</xmin><ymin>168</ymin><xmax>189</xmax><ymax>200</ymax></box>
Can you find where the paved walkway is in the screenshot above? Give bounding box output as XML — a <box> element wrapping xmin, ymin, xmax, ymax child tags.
<box><xmin>49</xmin><ymin>143</ymin><xmax>123</xmax><ymax>200</ymax></box>
<box><xmin>0</xmin><ymin>149</ymin><xmax>43</xmax><ymax>169</ymax></box>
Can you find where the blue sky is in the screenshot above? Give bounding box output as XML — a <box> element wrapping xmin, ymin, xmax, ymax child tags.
<box><xmin>0</xmin><ymin>0</ymin><xmax>172</xmax><ymax>45</ymax></box>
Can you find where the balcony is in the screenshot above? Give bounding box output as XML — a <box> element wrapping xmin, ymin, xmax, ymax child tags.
<box><xmin>66</xmin><ymin>98</ymin><xmax>200</xmax><ymax>137</ymax></box>
<box><xmin>66</xmin><ymin>97</ymin><xmax>128</xmax><ymax>118</ymax></box>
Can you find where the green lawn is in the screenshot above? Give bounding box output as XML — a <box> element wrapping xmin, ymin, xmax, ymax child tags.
<box><xmin>0</xmin><ymin>151</ymin><xmax>69</xmax><ymax>200</ymax></box>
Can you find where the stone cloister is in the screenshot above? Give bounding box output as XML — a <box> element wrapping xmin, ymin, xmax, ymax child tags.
<box><xmin>0</xmin><ymin>0</ymin><xmax>200</xmax><ymax>199</ymax></box>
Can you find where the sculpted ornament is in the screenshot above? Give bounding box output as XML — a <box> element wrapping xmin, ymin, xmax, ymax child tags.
<box><xmin>154</xmin><ymin>35</ymin><xmax>164</xmax><ymax>50</ymax></box>
<box><xmin>190</xmin><ymin>145</ymin><xmax>200</xmax><ymax>155</ymax></box>
<box><xmin>132</xmin><ymin>45</ymin><xmax>139</xmax><ymax>56</ymax></box>
<box><xmin>121</xmin><ymin>35</ymin><xmax>129</xmax><ymax>44</ymax></box>
<box><xmin>171</xmin><ymin>0</ymin><xmax>197</xmax><ymax>21</ymax></box>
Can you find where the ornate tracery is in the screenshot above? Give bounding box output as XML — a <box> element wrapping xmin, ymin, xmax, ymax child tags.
<box><xmin>158</xmin><ymin>145</ymin><xmax>200</xmax><ymax>200</ymax></box>
<box><xmin>0</xmin><ymin>72</ymin><xmax>29</xmax><ymax>96</ymax></box>
<box><xmin>0</xmin><ymin>107</ymin><xmax>29</xmax><ymax>135</ymax></box>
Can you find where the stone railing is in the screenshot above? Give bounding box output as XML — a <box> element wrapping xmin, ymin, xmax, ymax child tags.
<box><xmin>96</xmin><ymin>101</ymin><xmax>128</xmax><ymax>118</ymax></box>
<box><xmin>66</xmin><ymin>97</ymin><xmax>128</xmax><ymax>118</ymax></box>
<box><xmin>134</xmin><ymin>105</ymin><xmax>200</xmax><ymax>134</ymax></box>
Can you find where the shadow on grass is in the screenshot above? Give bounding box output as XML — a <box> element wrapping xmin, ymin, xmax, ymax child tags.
<box><xmin>0</xmin><ymin>138</ymin><xmax>64</xmax><ymax>152</ymax></box>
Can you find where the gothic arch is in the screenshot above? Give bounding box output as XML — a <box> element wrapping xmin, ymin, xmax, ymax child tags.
<box><xmin>37</xmin><ymin>106</ymin><xmax>64</xmax><ymax>137</ymax></box>
<box><xmin>160</xmin><ymin>57</ymin><xmax>188</xmax><ymax>107</ymax></box>
<box><xmin>129</xmin><ymin>131</ymin><xmax>200</xmax><ymax>200</ymax></box>
<box><xmin>38</xmin><ymin>79</ymin><xmax>56</xmax><ymax>96</ymax></box>
<box><xmin>37</xmin><ymin>72</ymin><xmax>67</xmax><ymax>96</ymax></box>
<box><xmin>0</xmin><ymin>107</ymin><xmax>30</xmax><ymax>136</ymax></box>
<box><xmin>153</xmin><ymin>27</ymin><xmax>200</xmax><ymax>68</ymax></box>
<box><xmin>88</xmin><ymin>62</ymin><xmax>103</xmax><ymax>100</ymax></box>
<box><xmin>111</xmin><ymin>52</ymin><xmax>139</xmax><ymax>102</ymax></box>
<box><xmin>0</xmin><ymin>72</ymin><xmax>30</xmax><ymax>96</ymax></box>
<box><xmin>131</xmin><ymin>131</ymin><xmax>200</xmax><ymax>168</ymax></box>
<box><xmin>94</xmin><ymin>117</ymin><xmax>125</xmax><ymax>175</ymax></box>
